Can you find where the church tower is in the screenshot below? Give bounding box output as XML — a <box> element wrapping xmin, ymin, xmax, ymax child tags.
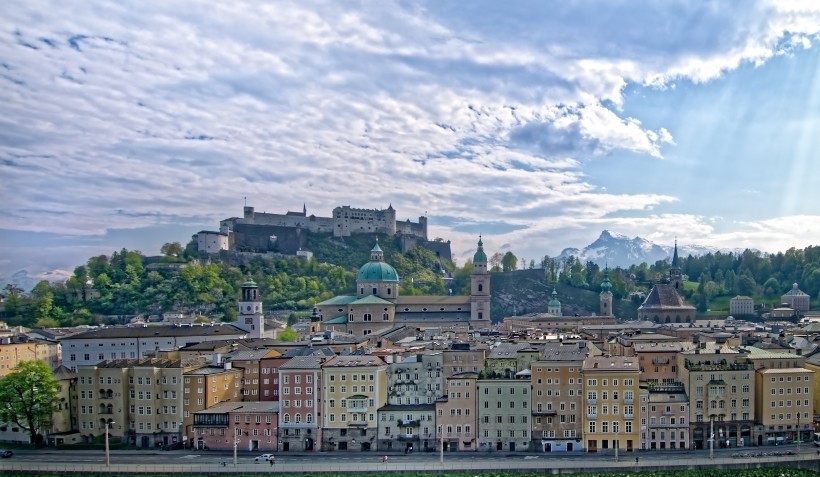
<box><xmin>669</xmin><ymin>240</ymin><xmax>683</xmax><ymax>292</ymax></box>
<box><xmin>600</xmin><ymin>266</ymin><xmax>613</xmax><ymax>316</ymax></box>
<box><xmin>547</xmin><ymin>288</ymin><xmax>562</xmax><ymax>316</ymax></box>
<box><xmin>470</xmin><ymin>236</ymin><xmax>491</xmax><ymax>325</ymax></box>
<box><xmin>236</xmin><ymin>278</ymin><xmax>265</xmax><ymax>338</ymax></box>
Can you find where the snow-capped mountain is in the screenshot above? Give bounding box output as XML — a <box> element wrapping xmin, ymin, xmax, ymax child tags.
<box><xmin>556</xmin><ymin>230</ymin><xmax>726</xmax><ymax>268</ymax></box>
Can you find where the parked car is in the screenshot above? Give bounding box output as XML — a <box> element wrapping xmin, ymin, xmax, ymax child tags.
<box><xmin>0</xmin><ymin>450</ymin><xmax>12</xmax><ymax>458</ymax></box>
<box><xmin>162</xmin><ymin>441</ymin><xmax>185</xmax><ymax>451</ymax></box>
<box><xmin>254</xmin><ymin>454</ymin><xmax>274</xmax><ymax>463</ymax></box>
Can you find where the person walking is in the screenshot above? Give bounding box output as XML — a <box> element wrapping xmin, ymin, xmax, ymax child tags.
<box><xmin>270</xmin><ymin>456</ymin><xmax>275</xmax><ymax>466</ymax></box>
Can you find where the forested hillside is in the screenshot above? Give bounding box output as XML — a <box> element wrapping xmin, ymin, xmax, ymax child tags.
<box><xmin>3</xmin><ymin>240</ymin><xmax>820</xmax><ymax>329</ymax></box>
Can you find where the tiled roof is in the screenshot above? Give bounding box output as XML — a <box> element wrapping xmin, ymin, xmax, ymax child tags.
<box><xmin>351</xmin><ymin>295</ymin><xmax>393</xmax><ymax>305</ymax></box>
<box><xmin>639</xmin><ymin>284</ymin><xmax>695</xmax><ymax>310</ymax></box>
<box><xmin>60</xmin><ymin>324</ymin><xmax>246</xmax><ymax>340</ymax></box>
<box><xmin>316</xmin><ymin>296</ymin><xmax>357</xmax><ymax>306</ymax></box>
<box><xmin>280</xmin><ymin>355</ymin><xmax>325</xmax><ymax>369</ymax></box>
<box><xmin>322</xmin><ymin>355</ymin><xmax>386</xmax><ymax>367</ymax></box>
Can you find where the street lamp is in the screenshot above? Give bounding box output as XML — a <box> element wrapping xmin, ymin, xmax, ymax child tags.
<box><xmin>709</xmin><ymin>416</ymin><xmax>714</xmax><ymax>460</ymax></box>
<box><xmin>105</xmin><ymin>420</ymin><xmax>115</xmax><ymax>467</ymax></box>
<box><xmin>614</xmin><ymin>428</ymin><xmax>619</xmax><ymax>462</ymax></box>
<box><xmin>796</xmin><ymin>413</ymin><xmax>801</xmax><ymax>451</ymax></box>
<box><xmin>233</xmin><ymin>436</ymin><xmax>240</xmax><ymax>465</ymax></box>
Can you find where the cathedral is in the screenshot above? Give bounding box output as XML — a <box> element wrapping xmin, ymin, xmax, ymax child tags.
<box><xmin>315</xmin><ymin>237</ymin><xmax>492</xmax><ymax>338</ymax></box>
<box><xmin>638</xmin><ymin>241</ymin><xmax>696</xmax><ymax>324</ymax></box>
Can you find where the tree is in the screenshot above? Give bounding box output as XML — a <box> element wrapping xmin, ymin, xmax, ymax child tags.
<box><xmin>501</xmin><ymin>251</ymin><xmax>518</xmax><ymax>272</ymax></box>
<box><xmin>0</xmin><ymin>360</ymin><xmax>59</xmax><ymax>444</ymax></box>
<box><xmin>277</xmin><ymin>327</ymin><xmax>298</xmax><ymax>342</ymax></box>
<box><xmin>489</xmin><ymin>252</ymin><xmax>504</xmax><ymax>272</ymax></box>
<box><xmin>161</xmin><ymin>242</ymin><xmax>183</xmax><ymax>257</ymax></box>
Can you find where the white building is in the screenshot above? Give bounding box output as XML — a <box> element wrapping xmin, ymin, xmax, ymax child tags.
<box><xmin>729</xmin><ymin>296</ymin><xmax>755</xmax><ymax>316</ymax></box>
<box><xmin>60</xmin><ymin>324</ymin><xmax>247</xmax><ymax>371</ymax></box>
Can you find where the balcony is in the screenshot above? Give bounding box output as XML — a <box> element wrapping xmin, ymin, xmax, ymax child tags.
<box><xmin>533</xmin><ymin>409</ymin><xmax>557</xmax><ymax>416</ymax></box>
<box><xmin>587</xmin><ymin>413</ymin><xmax>598</xmax><ymax>419</ymax></box>
<box><xmin>397</xmin><ymin>434</ymin><xmax>418</xmax><ymax>441</ymax></box>
<box><xmin>623</xmin><ymin>398</ymin><xmax>634</xmax><ymax>405</ymax></box>
<box><xmin>624</xmin><ymin>413</ymin><xmax>634</xmax><ymax>419</ymax></box>
<box><xmin>346</xmin><ymin>406</ymin><xmax>368</xmax><ymax>413</ymax></box>
<box><xmin>587</xmin><ymin>398</ymin><xmax>597</xmax><ymax>405</ymax></box>
<box><xmin>347</xmin><ymin>420</ymin><xmax>368</xmax><ymax>427</ymax></box>
<box><xmin>397</xmin><ymin>419</ymin><xmax>420</xmax><ymax>427</ymax></box>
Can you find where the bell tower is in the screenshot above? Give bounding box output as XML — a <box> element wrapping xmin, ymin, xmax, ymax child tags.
<box><xmin>236</xmin><ymin>278</ymin><xmax>264</xmax><ymax>338</ymax></box>
<box><xmin>669</xmin><ymin>240</ymin><xmax>683</xmax><ymax>292</ymax></box>
<box><xmin>600</xmin><ymin>266</ymin><xmax>613</xmax><ymax>316</ymax></box>
<box><xmin>470</xmin><ymin>236</ymin><xmax>490</xmax><ymax>325</ymax></box>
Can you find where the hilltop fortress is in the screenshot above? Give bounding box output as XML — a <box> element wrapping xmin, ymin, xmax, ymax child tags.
<box><xmin>196</xmin><ymin>204</ymin><xmax>450</xmax><ymax>259</ymax></box>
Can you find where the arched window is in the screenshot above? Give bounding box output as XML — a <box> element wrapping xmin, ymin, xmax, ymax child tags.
<box><xmin>283</xmin><ymin>414</ymin><xmax>290</xmax><ymax>423</ymax></box>
<box><xmin>295</xmin><ymin>414</ymin><xmax>301</xmax><ymax>423</ymax></box>
<box><xmin>306</xmin><ymin>413</ymin><xmax>313</xmax><ymax>423</ymax></box>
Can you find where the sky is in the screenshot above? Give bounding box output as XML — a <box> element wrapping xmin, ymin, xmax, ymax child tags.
<box><xmin>2</xmin><ymin>1</ymin><xmax>820</xmax><ymax>285</ymax></box>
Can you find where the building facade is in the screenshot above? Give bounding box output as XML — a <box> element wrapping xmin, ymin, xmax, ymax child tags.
<box><xmin>581</xmin><ymin>356</ymin><xmax>641</xmax><ymax>454</ymax></box>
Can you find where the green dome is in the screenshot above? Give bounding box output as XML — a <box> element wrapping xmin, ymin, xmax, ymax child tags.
<box><xmin>242</xmin><ymin>279</ymin><xmax>258</xmax><ymax>288</ymax></box>
<box><xmin>473</xmin><ymin>237</ymin><xmax>487</xmax><ymax>263</ymax></box>
<box><xmin>548</xmin><ymin>288</ymin><xmax>561</xmax><ymax>307</ymax></box>
<box><xmin>356</xmin><ymin>261</ymin><xmax>399</xmax><ymax>282</ymax></box>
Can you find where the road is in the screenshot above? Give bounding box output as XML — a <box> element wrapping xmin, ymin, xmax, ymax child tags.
<box><xmin>3</xmin><ymin>442</ymin><xmax>819</xmax><ymax>468</ymax></box>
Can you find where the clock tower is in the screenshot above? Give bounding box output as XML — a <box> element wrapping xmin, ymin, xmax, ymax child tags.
<box><xmin>236</xmin><ymin>278</ymin><xmax>265</xmax><ymax>338</ymax></box>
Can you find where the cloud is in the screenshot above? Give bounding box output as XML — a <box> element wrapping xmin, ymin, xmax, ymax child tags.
<box><xmin>1</xmin><ymin>1</ymin><xmax>820</xmax><ymax>276</ymax></box>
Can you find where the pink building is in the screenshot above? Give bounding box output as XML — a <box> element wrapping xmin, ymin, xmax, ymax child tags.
<box><xmin>193</xmin><ymin>401</ymin><xmax>279</xmax><ymax>452</ymax></box>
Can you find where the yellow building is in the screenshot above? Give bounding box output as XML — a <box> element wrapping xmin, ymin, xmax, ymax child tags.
<box><xmin>0</xmin><ymin>337</ymin><xmax>60</xmax><ymax>377</ymax></box>
<box><xmin>183</xmin><ymin>361</ymin><xmax>243</xmax><ymax>449</ymax></box>
<box><xmin>804</xmin><ymin>353</ymin><xmax>820</xmax><ymax>427</ymax></box>
<box><xmin>320</xmin><ymin>355</ymin><xmax>387</xmax><ymax>451</ymax></box>
<box><xmin>676</xmin><ymin>344</ymin><xmax>755</xmax><ymax>449</ymax></box>
<box><xmin>581</xmin><ymin>356</ymin><xmax>641</xmax><ymax>453</ymax></box>
<box><xmin>78</xmin><ymin>358</ymin><xmax>207</xmax><ymax>448</ymax></box>
<box><xmin>755</xmin><ymin>368</ymin><xmax>814</xmax><ymax>445</ymax></box>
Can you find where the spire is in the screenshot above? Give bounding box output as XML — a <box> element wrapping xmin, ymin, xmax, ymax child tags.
<box><xmin>370</xmin><ymin>240</ymin><xmax>384</xmax><ymax>261</ymax></box>
<box><xmin>303</xmin><ymin>203</ymin><xmax>307</xmax><ymax>215</ymax></box>
<box><xmin>671</xmin><ymin>239</ymin><xmax>680</xmax><ymax>269</ymax></box>
<box><xmin>473</xmin><ymin>235</ymin><xmax>487</xmax><ymax>263</ymax></box>
<box><xmin>601</xmin><ymin>264</ymin><xmax>612</xmax><ymax>294</ymax></box>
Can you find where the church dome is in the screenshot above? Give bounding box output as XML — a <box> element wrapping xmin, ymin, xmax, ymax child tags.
<box><xmin>356</xmin><ymin>243</ymin><xmax>399</xmax><ymax>282</ymax></box>
<box><xmin>473</xmin><ymin>236</ymin><xmax>487</xmax><ymax>263</ymax></box>
<box><xmin>548</xmin><ymin>288</ymin><xmax>561</xmax><ymax>307</ymax></box>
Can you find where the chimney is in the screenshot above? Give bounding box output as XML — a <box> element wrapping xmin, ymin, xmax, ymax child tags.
<box><xmin>212</xmin><ymin>353</ymin><xmax>222</xmax><ymax>366</ymax></box>
<box><xmin>224</xmin><ymin>361</ymin><xmax>232</xmax><ymax>370</ymax></box>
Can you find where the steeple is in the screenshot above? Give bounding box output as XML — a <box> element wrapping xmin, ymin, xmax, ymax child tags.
<box><xmin>548</xmin><ymin>287</ymin><xmax>562</xmax><ymax>316</ymax></box>
<box><xmin>671</xmin><ymin>239</ymin><xmax>680</xmax><ymax>270</ymax></box>
<box><xmin>669</xmin><ymin>239</ymin><xmax>683</xmax><ymax>291</ymax></box>
<box><xmin>473</xmin><ymin>235</ymin><xmax>487</xmax><ymax>264</ymax></box>
<box><xmin>601</xmin><ymin>265</ymin><xmax>612</xmax><ymax>294</ymax></box>
<box><xmin>370</xmin><ymin>239</ymin><xmax>384</xmax><ymax>262</ymax></box>
<box><xmin>600</xmin><ymin>264</ymin><xmax>613</xmax><ymax>316</ymax></box>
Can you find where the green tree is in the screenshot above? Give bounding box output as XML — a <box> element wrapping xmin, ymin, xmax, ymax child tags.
<box><xmin>160</xmin><ymin>242</ymin><xmax>183</xmax><ymax>257</ymax></box>
<box><xmin>501</xmin><ymin>251</ymin><xmax>518</xmax><ymax>272</ymax></box>
<box><xmin>277</xmin><ymin>327</ymin><xmax>298</xmax><ymax>342</ymax></box>
<box><xmin>0</xmin><ymin>360</ymin><xmax>59</xmax><ymax>444</ymax></box>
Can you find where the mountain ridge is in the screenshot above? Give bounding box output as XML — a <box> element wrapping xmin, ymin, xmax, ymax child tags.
<box><xmin>557</xmin><ymin>230</ymin><xmax>742</xmax><ymax>268</ymax></box>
